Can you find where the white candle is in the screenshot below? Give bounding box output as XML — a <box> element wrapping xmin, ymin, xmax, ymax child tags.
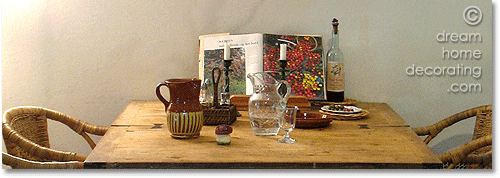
<box><xmin>279</xmin><ymin>44</ymin><xmax>286</xmax><ymax>61</ymax></box>
<box><xmin>224</xmin><ymin>43</ymin><xmax>230</xmax><ymax>60</ymax></box>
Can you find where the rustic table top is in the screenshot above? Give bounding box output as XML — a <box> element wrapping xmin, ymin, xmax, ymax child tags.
<box><xmin>84</xmin><ymin>100</ymin><xmax>442</xmax><ymax>169</ymax></box>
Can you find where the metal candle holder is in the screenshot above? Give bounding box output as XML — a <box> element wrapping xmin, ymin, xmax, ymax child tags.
<box><xmin>278</xmin><ymin>59</ymin><xmax>289</xmax><ymax>96</ymax></box>
<box><xmin>278</xmin><ymin>59</ymin><xmax>289</xmax><ymax>81</ymax></box>
<box><xmin>220</xmin><ymin>58</ymin><xmax>233</xmax><ymax>105</ymax></box>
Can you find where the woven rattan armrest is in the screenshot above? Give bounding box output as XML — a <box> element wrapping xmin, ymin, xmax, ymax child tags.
<box><xmin>412</xmin><ymin>105</ymin><xmax>492</xmax><ymax>169</ymax></box>
<box><xmin>412</xmin><ymin>105</ymin><xmax>491</xmax><ymax>144</ymax></box>
<box><xmin>3</xmin><ymin>152</ymin><xmax>83</xmax><ymax>169</ymax></box>
<box><xmin>2</xmin><ymin>123</ymin><xmax>87</xmax><ymax>161</ymax></box>
<box><xmin>438</xmin><ymin>135</ymin><xmax>492</xmax><ymax>169</ymax></box>
<box><xmin>3</xmin><ymin>106</ymin><xmax>109</xmax><ymax>163</ymax></box>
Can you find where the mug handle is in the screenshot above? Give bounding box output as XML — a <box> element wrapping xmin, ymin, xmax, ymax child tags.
<box><xmin>156</xmin><ymin>82</ymin><xmax>170</xmax><ymax>108</ymax></box>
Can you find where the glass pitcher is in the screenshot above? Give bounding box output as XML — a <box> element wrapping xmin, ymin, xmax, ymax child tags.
<box><xmin>247</xmin><ymin>72</ymin><xmax>291</xmax><ymax>136</ymax></box>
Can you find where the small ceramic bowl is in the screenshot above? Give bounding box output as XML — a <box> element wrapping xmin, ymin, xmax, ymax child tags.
<box><xmin>295</xmin><ymin>112</ymin><xmax>334</xmax><ymax>128</ymax></box>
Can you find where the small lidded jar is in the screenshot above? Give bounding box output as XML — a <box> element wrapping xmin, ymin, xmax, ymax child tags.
<box><xmin>215</xmin><ymin>124</ymin><xmax>233</xmax><ymax>145</ymax></box>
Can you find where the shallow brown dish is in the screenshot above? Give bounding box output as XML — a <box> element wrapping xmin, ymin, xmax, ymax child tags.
<box><xmin>295</xmin><ymin>112</ymin><xmax>334</xmax><ymax>128</ymax></box>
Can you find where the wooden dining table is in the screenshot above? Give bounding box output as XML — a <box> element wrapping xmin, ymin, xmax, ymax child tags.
<box><xmin>84</xmin><ymin>100</ymin><xmax>442</xmax><ymax>169</ymax></box>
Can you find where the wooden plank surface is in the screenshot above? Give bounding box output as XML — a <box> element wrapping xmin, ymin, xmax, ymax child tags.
<box><xmin>85</xmin><ymin>120</ymin><xmax>440</xmax><ymax>169</ymax></box>
<box><xmin>85</xmin><ymin>101</ymin><xmax>442</xmax><ymax>169</ymax></box>
<box><xmin>355</xmin><ymin>102</ymin><xmax>409</xmax><ymax>127</ymax></box>
<box><xmin>112</xmin><ymin>101</ymin><xmax>162</xmax><ymax>126</ymax></box>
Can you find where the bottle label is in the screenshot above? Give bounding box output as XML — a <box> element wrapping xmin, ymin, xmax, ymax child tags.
<box><xmin>327</xmin><ymin>62</ymin><xmax>344</xmax><ymax>92</ymax></box>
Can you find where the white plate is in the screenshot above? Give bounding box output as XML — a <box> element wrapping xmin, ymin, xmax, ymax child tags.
<box><xmin>321</xmin><ymin>105</ymin><xmax>363</xmax><ymax>114</ymax></box>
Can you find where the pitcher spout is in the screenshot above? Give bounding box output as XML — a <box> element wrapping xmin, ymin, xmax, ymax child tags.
<box><xmin>247</xmin><ymin>72</ymin><xmax>279</xmax><ymax>92</ymax></box>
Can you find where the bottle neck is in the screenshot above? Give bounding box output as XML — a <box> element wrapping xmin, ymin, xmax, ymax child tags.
<box><xmin>332</xmin><ymin>28</ymin><xmax>339</xmax><ymax>49</ymax></box>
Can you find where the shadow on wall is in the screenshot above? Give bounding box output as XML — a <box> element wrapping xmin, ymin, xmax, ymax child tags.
<box><xmin>429</xmin><ymin>134</ymin><xmax>473</xmax><ymax>155</ymax></box>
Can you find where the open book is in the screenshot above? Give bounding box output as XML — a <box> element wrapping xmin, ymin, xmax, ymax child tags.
<box><xmin>198</xmin><ymin>33</ymin><xmax>325</xmax><ymax>100</ymax></box>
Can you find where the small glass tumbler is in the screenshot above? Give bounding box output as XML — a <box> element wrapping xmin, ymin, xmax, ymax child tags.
<box><xmin>278</xmin><ymin>107</ymin><xmax>297</xmax><ymax>144</ymax></box>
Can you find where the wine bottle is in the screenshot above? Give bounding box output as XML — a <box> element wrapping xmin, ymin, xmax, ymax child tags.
<box><xmin>326</xmin><ymin>18</ymin><xmax>344</xmax><ymax>102</ymax></box>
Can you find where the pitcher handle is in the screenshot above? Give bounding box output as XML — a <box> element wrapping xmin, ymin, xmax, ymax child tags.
<box><xmin>156</xmin><ymin>82</ymin><xmax>170</xmax><ymax>108</ymax></box>
<box><xmin>212</xmin><ymin>67</ymin><xmax>222</xmax><ymax>108</ymax></box>
<box><xmin>279</xmin><ymin>80</ymin><xmax>291</xmax><ymax>104</ymax></box>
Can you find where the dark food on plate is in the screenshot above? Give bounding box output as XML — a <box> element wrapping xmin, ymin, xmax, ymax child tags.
<box><xmin>329</xmin><ymin>104</ymin><xmax>353</xmax><ymax>112</ymax></box>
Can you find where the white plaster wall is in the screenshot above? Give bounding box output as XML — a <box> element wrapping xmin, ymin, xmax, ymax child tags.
<box><xmin>2</xmin><ymin>0</ymin><xmax>492</xmax><ymax>156</ymax></box>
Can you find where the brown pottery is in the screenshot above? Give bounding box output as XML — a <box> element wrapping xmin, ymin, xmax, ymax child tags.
<box><xmin>156</xmin><ymin>78</ymin><xmax>204</xmax><ymax>139</ymax></box>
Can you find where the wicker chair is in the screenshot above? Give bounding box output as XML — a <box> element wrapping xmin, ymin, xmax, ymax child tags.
<box><xmin>3</xmin><ymin>152</ymin><xmax>82</xmax><ymax>169</ymax></box>
<box><xmin>412</xmin><ymin>105</ymin><xmax>492</xmax><ymax>169</ymax></box>
<box><xmin>2</xmin><ymin>106</ymin><xmax>108</xmax><ymax>169</ymax></box>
